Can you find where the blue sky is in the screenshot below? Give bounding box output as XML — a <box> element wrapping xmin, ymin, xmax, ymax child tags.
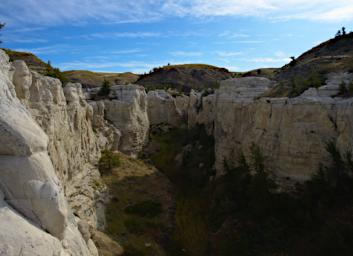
<box><xmin>1</xmin><ymin>1</ymin><xmax>353</xmax><ymax>74</ymax></box>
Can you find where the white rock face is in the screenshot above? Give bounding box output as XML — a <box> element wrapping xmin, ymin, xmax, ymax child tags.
<box><xmin>147</xmin><ymin>90</ymin><xmax>185</xmax><ymax>126</ymax></box>
<box><xmin>1</xmin><ymin>50</ymin><xmax>104</xmax><ymax>255</ymax></box>
<box><xmin>0</xmin><ymin>190</ymin><xmax>64</xmax><ymax>256</ymax></box>
<box><xmin>18</xmin><ymin>75</ymin><xmax>113</xmax><ymax>227</ymax></box>
<box><xmin>220</xmin><ymin>77</ymin><xmax>273</xmax><ymax>101</ymax></box>
<box><xmin>213</xmin><ymin>77</ymin><xmax>353</xmax><ymax>181</ymax></box>
<box><xmin>103</xmin><ymin>85</ymin><xmax>149</xmax><ymax>156</ymax></box>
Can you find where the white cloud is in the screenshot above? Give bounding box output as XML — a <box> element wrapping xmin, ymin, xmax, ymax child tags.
<box><xmin>69</xmin><ymin>32</ymin><xmax>161</xmax><ymax>40</ymax></box>
<box><xmin>110</xmin><ymin>49</ymin><xmax>143</xmax><ymax>55</ymax></box>
<box><xmin>2</xmin><ymin>0</ymin><xmax>353</xmax><ymax>26</ymax></box>
<box><xmin>170</xmin><ymin>51</ymin><xmax>204</xmax><ymax>57</ymax></box>
<box><xmin>219</xmin><ymin>31</ymin><xmax>250</xmax><ymax>39</ymax></box>
<box><xmin>247</xmin><ymin>57</ymin><xmax>290</xmax><ymax>63</ymax></box>
<box><xmin>14</xmin><ymin>44</ymin><xmax>70</xmax><ymax>55</ymax></box>
<box><xmin>215</xmin><ymin>51</ymin><xmax>243</xmax><ymax>57</ymax></box>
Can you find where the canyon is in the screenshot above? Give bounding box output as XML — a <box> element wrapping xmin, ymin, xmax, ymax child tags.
<box><xmin>1</xmin><ymin>43</ymin><xmax>353</xmax><ymax>255</ymax></box>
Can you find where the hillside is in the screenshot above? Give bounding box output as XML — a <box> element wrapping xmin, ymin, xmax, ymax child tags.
<box><xmin>63</xmin><ymin>70</ymin><xmax>139</xmax><ymax>88</ymax></box>
<box><xmin>267</xmin><ymin>32</ymin><xmax>353</xmax><ymax>96</ymax></box>
<box><xmin>2</xmin><ymin>48</ymin><xmax>49</xmax><ymax>74</ymax></box>
<box><xmin>277</xmin><ymin>32</ymin><xmax>353</xmax><ymax>81</ymax></box>
<box><xmin>137</xmin><ymin>64</ymin><xmax>233</xmax><ymax>92</ymax></box>
<box><xmin>241</xmin><ymin>68</ymin><xmax>279</xmax><ymax>79</ymax></box>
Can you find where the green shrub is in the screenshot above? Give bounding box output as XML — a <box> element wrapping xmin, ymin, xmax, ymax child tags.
<box><xmin>124</xmin><ymin>200</ymin><xmax>162</xmax><ymax>218</ymax></box>
<box><xmin>46</xmin><ymin>61</ymin><xmax>67</xmax><ymax>84</ymax></box>
<box><xmin>98</xmin><ymin>79</ymin><xmax>111</xmax><ymax>96</ymax></box>
<box><xmin>348</xmin><ymin>82</ymin><xmax>353</xmax><ymax>94</ymax></box>
<box><xmin>124</xmin><ymin>217</ymin><xmax>158</xmax><ymax>234</ymax></box>
<box><xmin>339</xmin><ymin>81</ymin><xmax>348</xmax><ymax>95</ymax></box>
<box><xmin>289</xmin><ymin>72</ymin><xmax>326</xmax><ymax>97</ymax></box>
<box><xmin>0</xmin><ymin>22</ymin><xmax>5</xmax><ymax>44</ymax></box>
<box><xmin>98</xmin><ymin>150</ymin><xmax>120</xmax><ymax>175</ymax></box>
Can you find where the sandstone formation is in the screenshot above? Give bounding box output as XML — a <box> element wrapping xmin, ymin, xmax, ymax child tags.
<box><xmin>102</xmin><ymin>85</ymin><xmax>149</xmax><ymax>156</ymax></box>
<box><xmin>147</xmin><ymin>90</ymin><xmax>186</xmax><ymax>126</ymax></box>
<box><xmin>0</xmin><ymin>50</ymin><xmax>95</xmax><ymax>255</ymax></box>
<box><xmin>145</xmin><ymin>75</ymin><xmax>353</xmax><ymax>182</ymax></box>
<box><xmin>12</xmin><ymin>60</ymin><xmax>114</xmax><ymax>228</ymax></box>
<box><xmin>213</xmin><ymin>77</ymin><xmax>353</xmax><ymax>180</ymax></box>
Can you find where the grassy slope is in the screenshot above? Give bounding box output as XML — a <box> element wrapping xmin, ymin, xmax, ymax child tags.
<box><xmin>63</xmin><ymin>70</ymin><xmax>139</xmax><ymax>88</ymax></box>
<box><xmin>267</xmin><ymin>33</ymin><xmax>353</xmax><ymax>97</ymax></box>
<box><xmin>144</xmin><ymin>125</ymin><xmax>215</xmax><ymax>256</ymax></box>
<box><xmin>103</xmin><ymin>153</ymin><xmax>174</xmax><ymax>256</ymax></box>
<box><xmin>2</xmin><ymin>48</ymin><xmax>49</xmax><ymax>74</ymax></box>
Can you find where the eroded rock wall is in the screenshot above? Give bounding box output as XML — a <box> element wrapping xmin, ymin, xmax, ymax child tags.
<box><xmin>214</xmin><ymin>77</ymin><xmax>353</xmax><ymax>181</ymax></box>
<box><xmin>103</xmin><ymin>85</ymin><xmax>149</xmax><ymax>156</ymax></box>
<box><xmin>0</xmin><ymin>50</ymin><xmax>95</xmax><ymax>255</ymax></box>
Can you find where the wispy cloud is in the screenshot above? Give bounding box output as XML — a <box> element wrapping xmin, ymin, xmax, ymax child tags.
<box><xmin>247</xmin><ymin>57</ymin><xmax>289</xmax><ymax>63</ymax></box>
<box><xmin>14</xmin><ymin>44</ymin><xmax>71</xmax><ymax>55</ymax></box>
<box><xmin>219</xmin><ymin>31</ymin><xmax>250</xmax><ymax>39</ymax></box>
<box><xmin>2</xmin><ymin>0</ymin><xmax>353</xmax><ymax>26</ymax></box>
<box><xmin>67</xmin><ymin>32</ymin><xmax>161</xmax><ymax>40</ymax></box>
<box><xmin>215</xmin><ymin>51</ymin><xmax>243</xmax><ymax>57</ymax></box>
<box><xmin>170</xmin><ymin>51</ymin><xmax>204</xmax><ymax>57</ymax></box>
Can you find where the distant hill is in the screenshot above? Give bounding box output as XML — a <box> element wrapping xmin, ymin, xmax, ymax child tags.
<box><xmin>2</xmin><ymin>49</ymin><xmax>139</xmax><ymax>87</ymax></box>
<box><xmin>276</xmin><ymin>32</ymin><xmax>353</xmax><ymax>82</ymax></box>
<box><xmin>63</xmin><ymin>70</ymin><xmax>139</xmax><ymax>88</ymax></box>
<box><xmin>264</xmin><ymin>32</ymin><xmax>353</xmax><ymax>97</ymax></box>
<box><xmin>137</xmin><ymin>64</ymin><xmax>233</xmax><ymax>92</ymax></box>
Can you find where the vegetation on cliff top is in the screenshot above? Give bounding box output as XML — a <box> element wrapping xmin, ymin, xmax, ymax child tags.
<box><xmin>63</xmin><ymin>70</ymin><xmax>139</xmax><ymax>88</ymax></box>
<box><xmin>0</xmin><ymin>22</ymin><xmax>5</xmax><ymax>44</ymax></box>
<box><xmin>267</xmin><ymin>29</ymin><xmax>353</xmax><ymax>97</ymax></box>
<box><xmin>137</xmin><ymin>64</ymin><xmax>232</xmax><ymax>93</ymax></box>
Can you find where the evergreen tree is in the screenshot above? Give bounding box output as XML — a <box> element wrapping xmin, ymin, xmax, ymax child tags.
<box><xmin>339</xmin><ymin>81</ymin><xmax>347</xmax><ymax>95</ymax></box>
<box><xmin>98</xmin><ymin>79</ymin><xmax>111</xmax><ymax>96</ymax></box>
<box><xmin>342</xmin><ymin>27</ymin><xmax>346</xmax><ymax>35</ymax></box>
<box><xmin>0</xmin><ymin>23</ymin><xmax>5</xmax><ymax>44</ymax></box>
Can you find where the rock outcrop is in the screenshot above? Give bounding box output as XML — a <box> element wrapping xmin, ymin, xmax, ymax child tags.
<box><xmin>147</xmin><ymin>90</ymin><xmax>186</xmax><ymax>126</ymax></box>
<box><xmin>145</xmin><ymin>75</ymin><xmax>353</xmax><ymax>182</ymax></box>
<box><xmin>213</xmin><ymin>77</ymin><xmax>353</xmax><ymax>181</ymax></box>
<box><xmin>102</xmin><ymin>85</ymin><xmax>149</xmax><ymax>156</ymax></box>
<box><xmin>12</xmin><ymin>60</ymin><xmax>114</xmax><ymax>228</ymax></box>
<box><xmin>0</xmin><ymin>50</ymin><xmax>95</xmax><ymax>254</ymax></box>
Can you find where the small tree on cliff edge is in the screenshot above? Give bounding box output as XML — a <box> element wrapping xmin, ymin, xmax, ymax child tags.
<box><xmin>98</xmin><ymin>79</ymin><xmax>111</xmax><ymax>97</ymax></box>
<box><xmin>0</xmin><ymin>23</ymin><xmax>5</xmax><ymax>44</ymax></box>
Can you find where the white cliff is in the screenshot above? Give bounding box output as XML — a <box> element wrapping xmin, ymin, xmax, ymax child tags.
<box><xmin>102</xmin><ymin>85</ymin><xmax>149</xmax><ymax>156</ymax></box>
<box><xmin>145</xmin><ymin>75</ymin><xmax>353</xmax><ymax>182</ymax></box>
<box><xmin>0</xmin><ymin>50</ymin><xmax>96</xmax><ymax>255</ymax></box>
<box><xmin>213</xmin><ymin>77</ymin><xmax>353</xmax><ymax>181</ymax></box>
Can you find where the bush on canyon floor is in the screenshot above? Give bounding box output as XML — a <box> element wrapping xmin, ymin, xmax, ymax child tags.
<box><xmin>124</xmin><ymin>200</ymin><xmax>162</xmax><ymax>218</ymax></box>
<box><xmin>98</xmin><ymin>150</ymin><xmax>120</xmax><ymax>175</ymax></box>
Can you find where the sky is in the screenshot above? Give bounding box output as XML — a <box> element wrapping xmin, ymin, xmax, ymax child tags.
<box><xmin>1</xmin><ymin>1</ymin><xmax>353</xmax><ymax>74</ymax></box>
